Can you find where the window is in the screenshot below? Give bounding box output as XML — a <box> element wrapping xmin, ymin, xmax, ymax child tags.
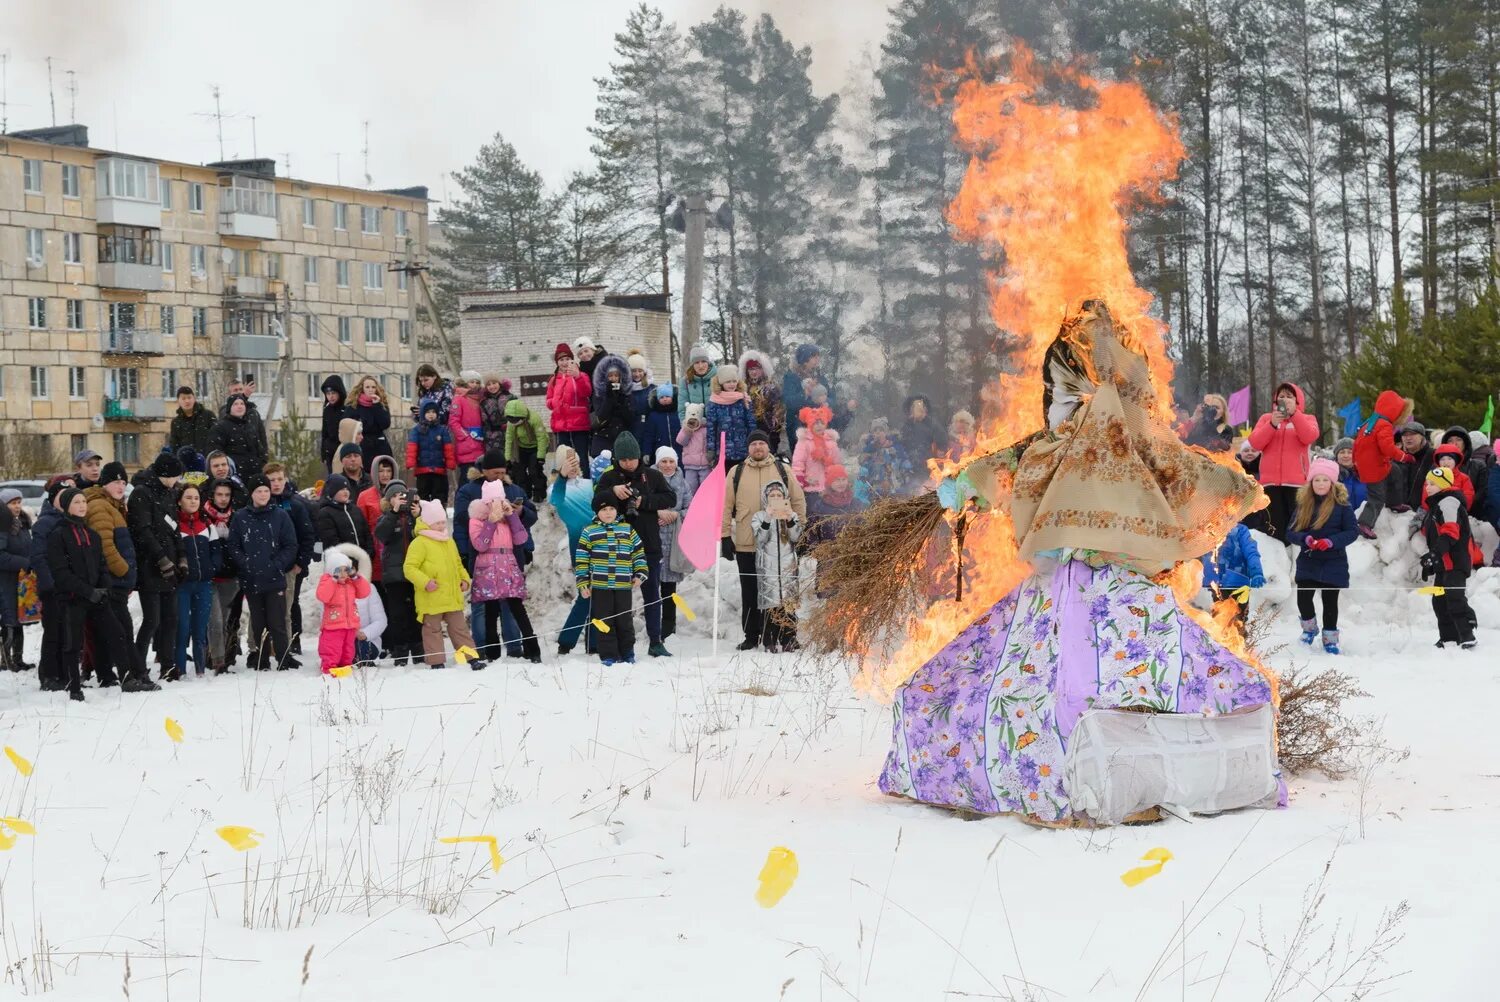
<box><xmin>112</xmin><ymin>433</ymin><xmax>140</xmax><ymax>466</ymax></box>
<box><xmin>304</xmin><ymin>255</ymin><xmax>318</xmax><ymax>284</ymax></box>
<box><xmin>400</xmin><ymin>374</ymin><xmax>412</xmax><ymax>399</ymax></box>
<box><xmin>188</xmin><ymin>182</ymin><xmax>204</xmax><ymax>212</ymax></box>
<box><xmin>23</xmin><ymin>159</ymin><xmax>42</xmax><ymax>193</ymax></box>
<box><xmin>108</xmin><ymin>368</ymin><xmax>140</xmax><ymax>399</ymax></box>
<box><xmin>161</xmin><ymin>306</ymin><xmax>176</xmax><ymax>336</ymax></box>
<box><xmin>267</xmin><ymin>252</ymin><xmax>282</xmax><ymax>280</ymax></box>
<box><xmin>98</xmin><ymin>158</ymin><xmax>158</xmax><ymax>201</ymax></box>
<box><xmin>307</xmin><ymin>373</ymin><xmax>320</xmax><ymax>399</ymax></box>
<box><xmin>195</xmin><ymin>370</ymin><xmax>211</xmax><ymax>398</ymax></box>
<box><xmin>70</xmin><ymin>434</ymin><xmax>87</xmax><ymax>457</ymax></box>
<box><xmin>398</xmin><ymin>319</ymin><xmax>411</xmax><ymax>345</ymax></box>
<box><xmin>363</xmin><ymin>261</ymin><xmax>383</xmax><ymax>290</ymax></box>
<box><xmin>26</xmin><ymin>228</ymin><xmax>44</xmax><ymax>265</ymax></box>
<box><xmin>30</xmin><ymin>367</ymin><xmax>49</xmax><ymax>398</ymax></box>
<box><xmin>66</xmin><ymin>299</ymin><xmax>84</xmax><ymax>330</ymax></box>
<box><xmin>97</xmin><ymin>225</ymin><xmax>158</xmax><ymax>266</ymax></box>
<box><xmin>161</xmin><ymin>243</ymin><xmax>174</xmax><ymax>273</ymax></box>
<box><xmin>28</xmin><ymin>298</ymin><xmax>46</xmax><ymax>329</ymax></box>
<box><xmin>337</xmin><ymin>316</ymin><xmax>351</xmax><ymax>343</ymax></box>
<box><xmin>397</xmin><ymin>268</ymin><xmax>408</xmax><ymax>291</ymax></box>
<box><xmin>337</xmin><ymin>259</ymin><xmax>349</xmax><ymax>287</ymax></box>
<box><xmin>160</xmin><ymin>180</ymin><xmax>173</xmax><ymax>209</ymax></box>
<box><xmin>364</xmin><ymin>317</ymin><xmax>386</xmax><ymax>344</ymax></box>
<box><xmin>69</xmin><ymin>366</ymin><xmax>86</xmax><ymax>399</ymax></box>
<box><xmin>360</xmin><ymin>206</ymin><xmax>380</xmax><ymax>233</ymax></box>
<box><xmin>334</xmin><ymin>203</ymin><xmax>348</xmax><ymax>230</ymax></box>
<box><xmin>303</xmin><ymin>198</ymin><xmax>316</xmax><ymax>226</ymax></box>
<box><xmin>63</xmin><ymin>232</ymin><xmax>81</xmax><ymax>264</ymax></box>
<box><xmin>108</xmin><ymin>302</ymin><xmax>137</xmax><ymax>332</ymax></box>
<box><xmin>192</xmin><ymin>307</ymin><xmax>208</xmax><ymax>337</ymax></box>
<box><xmin>160</xmin><ymin>368</ymin><xmax>178</xmax><ymax>399</ymax></box>
<box><xmin>190</xmin><ymin>245</ymin><xmax>206</xmax><ymax>277</ymax></box>
<box><xmin>62</xmin><ymin>164</ymin><xmax>80</xmax><ymax>198</ymax></box>
<box><xmin>222</xmin><ymin>175</ymin><xmax>274</xmax><ymax>216</ymax></box>
<box><xmin>395</xmin><ymin>210</ymin><xmax>407</xmax><ymax>237</ymax></box>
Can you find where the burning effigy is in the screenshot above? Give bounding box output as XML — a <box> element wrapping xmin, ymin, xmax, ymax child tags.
<box><xmin>807</xmin><ymin>49</ymin><xmax>1283</xmax><ymax>826</ymax></box>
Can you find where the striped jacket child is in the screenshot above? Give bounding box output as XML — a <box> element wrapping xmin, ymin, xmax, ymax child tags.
<box><xmin>573</xmin><ymin>499</ymin><xmax>647</xmax><ymax>665</ymax></box>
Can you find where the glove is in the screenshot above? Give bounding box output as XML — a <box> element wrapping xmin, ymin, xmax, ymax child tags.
<box><xmin>1249</xmin><ymin>574</ymin><xmax>1265</xmax><ymax>588</ymax></box>
<box><xmin>706</xmin><ymin>451</ymin><xmax>718</xmax><ymax>468</ymax></box>
<box><xmin>157</xmin><ymin>556</ymin><xmax>176</xmax><ymax>575</ymax></box>
<box><xmin>1420</xmin><ymin>552</ymin><xmax>1439</xmax><ymax>580</ymax></box>
<box><xmin>88</xmin><ymin>588</ymin><xmax>107</xmax><ymax>605</ymax></box>
<box><xmin>425</xmin><ymin>579</ymin><xmax>439</xmax><ymax>592</ymax></box>
<box><xmin>176</xmin><ymin>558</ymin><xmax>190</xmax><ymax>577</ymax></box>
<box><xmin>1309</xmin><ymin>537</ymin><xmax>1332</xmax><ymax>551</ymax></box>
<box><xmin>720</xmin><ymin>537</ymin><xmax>736</xmax><ymax>560</ymax></box>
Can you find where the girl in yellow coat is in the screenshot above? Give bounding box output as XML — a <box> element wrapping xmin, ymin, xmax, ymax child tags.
<box><xmin>403</xmin><ymin>499</ymin><xmax>480</xmax><ymax>668</ymax></box>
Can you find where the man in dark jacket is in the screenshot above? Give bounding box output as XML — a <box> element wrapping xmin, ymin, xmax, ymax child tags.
<box><xmin>336</xmin><ymin>443</ymin><xmax>373</xmax><ymax>495</ymax></box>
<box><xmin>228</xmin><ymin>476</ymin><xmax>299</xmax><ymax>671</ymax></box>
<box><xmin>320</xmin><ymin>375</ymin><xmax>356</xmax><ymax>472</ymax></box>
<box><xmin>29</xmin><ymin>478</ymin><xmax>73</xmax><ymax>690</ymax></box>
<box><xmin>266</xmin><ymin>462</ymin><xmax>316</xmax><ymax>654</ymax></box>
<box><xmin>1438</xmin><ymin>425</ymin><xmax>1487</xmax><ymax>518</ymax></box>
<box><xmin>211</xmin><ymin>395</ymin><xmax>268</xmax><ymax>482</ymax></box>
<box><xmin>455</xmin><ymin>450</ymin><xmax>537</xmax><ymax>658</ymax></box>
<box><xmin>1384</xmin><ymin>422</ymin><xmax>1435</xmax><ymax>511</ymax></box>
<box><xmin>593</xmin><ymin>431</ymin><xmax>677</xmax><ymax>657</ymax></box>
<box><xmin>127</xmin><ymin>452</ymin><xmax>186</xmax><ymax>680</ymax></box>
<box><xmin>84</xmin><ymin>462</ymin><xmax>160</xmax><ymax>691</ymax></box>
<box><xmin>221</xmin><ymin>378</ymin><xmax>268</xmax><ymax>453</ymax></box>
<box><xmin>46</xmin><ymin>487</ymin><xmax>131</xmax><ymax>699</ymax></box>
<box><xmin>169</xmin><ymin>386</ymin><xmax>217</xmax><ymax>456</ymax></box>
<box><xmin>314</xmin><ymin>474</ymin><xmax>374</xmax><ymax>554</ymax></box>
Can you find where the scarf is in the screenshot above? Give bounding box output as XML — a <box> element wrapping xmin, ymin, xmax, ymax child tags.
<box><xmin>358</xmin><ymin>393</ymin><xmax>378</xmax><ymax>407</ymax></box>
<box><xmin>808</xmin><ymin>429</ymin><xmax>835</xmax><ymax>465</ymax></box>
<box><xmin>417</xmin><ymin>519</ymin><xmax>451</xmax><ymax>542</ymax></box>
<box><xmin>710</xmin><ymin>389</ymin><xmax>746</xmax><ymax>405</ymax></box>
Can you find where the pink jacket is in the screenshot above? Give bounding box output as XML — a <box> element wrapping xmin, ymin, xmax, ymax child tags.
<box><xmin>1247</xmin><ymin>381</ymin><xmax>1320</xmax><ymax>486</ymax></box>
<box><xmin>449</xmin><ymin>391</ymin><xmax>485</xmax><ymax>464</ymax></box>
<box><xmin>791</xmin><ymin>427</ymin><xmax>842</xmax><ymax>493</ymax></box>
<box><xmin>676</xmin><ymin>422</ymin><xmax>709</xmax><ymax>468</ymax></box>
<box><xmin>315</xmin><ymin>573</ymin><xmax>371</xmax><ymax>632</ymax></box>
<box><xmin>546</xmin><ymin>372</ymin><xmax>593</xmax><ymax>432</ymax></box>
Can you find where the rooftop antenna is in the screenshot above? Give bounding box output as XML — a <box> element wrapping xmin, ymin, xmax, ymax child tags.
<box><xmin>362</xmin><ymin>120</ymin><xmax>372</xmax><ymax>187</ymax></box>
<box><xmin>1</xmin><ymin>53</ymin><xmax>8</xmax><ymax>133</ymax></box>
<box><xmin>282</xmin><ymin>152</ymin><xmax>292</xmax><ymax>176</ymax></box>
<box><xmin>45</xmin><ymin>56</ymin><xmax>55</xmax><ymax>125</ymax></box>
<box><xmin>66</xmin><ymin>69</ymin><xmax>75</xmax><ymax>122</ymax></box>
<box><xmin>199</xmin><ymin>85</ymin><xmax>226</xmax><ymax>160</ymax></box>
<box><xmin>333</xmin><ymin>152</ymin><xmax>342</xmax><ymax>185</ymax></box>
<box><xmin>250</xmin><ymin>114</ymin><xmax>257</xmax><ymax>157</ymax></box>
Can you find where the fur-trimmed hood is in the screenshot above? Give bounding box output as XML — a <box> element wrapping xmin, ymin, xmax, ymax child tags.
<box><xmin>592</xmin><ymin>353</ymin><xmax>631</xmax><ymax>399</ymax></box>
<box><xmin>327</xmin><ymin>542</ymin><xmax>372</xmax><ymax>580</ymax></box>
<box><xmin>369</xmin><ymin>454</ymin><xmax>398</xmax><ymax>487</ymax></box>
<box><xmin>738</xmin><ymin>349</ymin><xmax>776</xmax><ymax>383</ymax></box>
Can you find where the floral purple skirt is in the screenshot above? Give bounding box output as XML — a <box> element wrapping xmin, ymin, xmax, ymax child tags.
<box><xmin>471</xmin><ymin>548</ymin><xmax>527</xmax><ymax>602</ymax></box>
<box><xmin>878</xmin><ymin>553</ymin><xmax>1275</xmax><ymax>824</ymax></box>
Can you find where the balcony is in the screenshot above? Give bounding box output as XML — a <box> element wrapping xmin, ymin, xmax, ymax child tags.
<box><xmin>100</xmin><ymin>329</ymin><xmax>165</xmax><ymax>356</ymax></box>
<box><xmin>103</xmin><ymin>397</ymin><xmax>166</xmax><ymax>422</ymax></box>
<box><xmin>218</xmin><ymin>179</ymin><xmax>278</xmax><ymax>240</ymax></box>
<box><xmin>226</xmin><ymin>274</ymin><xmax>269</xmax><ymax>298</ymax></box>
<box><xmin>97</xmin><ymin>260</ymin><xmax>162</xmax><ymax>291</ymax></box>
<box><xmin>96</xmin><ymin>157</ymin><xmax>162</xmax><ymax>228</ymax></box>
<box><xmin>96</xmin><ymin>226</ymin><xmax>163</xmax><ymax>291</ymax></box>
<box><xmin>223</xmin><ymin>333</ymin><xmax>280</xmax><ymax>360</ymax></box>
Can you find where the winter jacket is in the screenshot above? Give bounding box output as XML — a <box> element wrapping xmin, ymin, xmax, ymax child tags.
<box><xmin>574</xmin><ymin>520</ymin><xmax>646</xmax><ymax>591</ymax></box>
<box><xmin>227</xmin><ymin>503</ymin><xmax>298</xmax><ymax>595</ymax></box>
<box><xmin>449</xmin><ymin>389</ymin><xmax>486</xmax><ymax>465</ymax></box>
<box><xmin>901</xmin><ymin>396</ymin><xmax>946</xmax><ymax>473</ymax></box>
<box><xmin>468</xmin><ymin>481</ymin><xmax>531</xmax><ymax>602</ymax></box>
<box><xmin>411</xmin><ymin>379</ymin><xmax>455</xmax><ymax>426</ymax></box>
<box><xmin>740</xmin><ymin>350</ymin><xmax>785</xmax><ymax>441</ymax></box>
<box><xmin>751</xmin><ymin>505</ymin><xmax>802</xmax><ymax>610</ymax></box>
<box><xmin>627</xmin><ymin>376</ymin><xmax>655</xmax><ymax>451</ymax></box>
<box><xmin>804</xmin><ymin>491</ymin><xmax>865</xmax><ymax>551</ymax></box>
<box><xmin>403</xmin><ymin>519</ymin><xmax>470</xmax><ymax>619</ymax></box>
<box><xmin>0</xmin><ymin>509</ymin><xmax>33</xmax><ymax>620</ymax></box>
<box><xmin>319</xmin><ymin>376</ymin><xmax>356</xmax><ymax>469</ymax></box>
<box><xmin>84</xmin><ymin>486</ymin><xmax>136</xmax><ymax>589</ymax></box>
<box><xmin>28</xmin><ymin>503</ymin><xmax>65</xmax><ymax>593</ymax></box>
<box><xmin>722</xmin><ymin>454</ymin><xmax>806</xmax><ymax>553</ymax></box>
<box><xmin>1199</xmin><ymin>522</ymin><xmax>1265</xmax><ymax>590</ymax></box>
<box><xmin>316</xmin><ymin>567</ymin><xmax>371</xmax><ymax>632</ymax></box>
<box><xmin>1286</xmin><ymin>501</ymin><xmax>1358</xmax><ymax>588</ymax></box>
<box><xmin>1420</xmin><ymin>452</ymin><xmax>1475</xmax><ymax>511</ymax></box>
<box><xmin>373</xmin><ymin>503</ymin><xmax>417</xmax><ymax>586</ymax></box>
<box><xmin>212</xmin><ymin>414</ymin><xmax>268</xmax><ymax>482</ymax></box>
<box><xmin>657</xmin><ymin>466</ymin><xmax>693</xmax><ymax>584</ymax></box>
<box><xmin>856</xmin><ymin>437</ymin><xmax>913</xmax><ymax>502</ymax></box>
<box><xmin>334</xmin><ymin>543</ymin><xmax>388</xmax><ymax>647</ymax></box>
<box><xmin>592</xmin><ymin>462</ymin><xmax>677</xmax><ymax>558</ymax></box>
<box><xmin>315</xmin><ymin>493</ymin><xmax>374</xmax><ymax>555</ymax></box>
<box><xmin>1385</xmin><ymin>441</ymin><xmax>1435</xmax><ymax>511</ymax></box>
<box><xmin>792</xmin><ymin>427</ymin><xmax>842</xmax><ymax>494</ymax></box>
<box><xmin>1247</xmin><ymin>382</ymin><xmax>1320</xmax><ymax>487</ymax></box>
<box><xmin>546</xmin><ymin>371</ymin><xmax>593</xmax><ymax>432</ymax></box>
<box><xmin>405</xmin><ymin>419</ymin><xmax>456</xmax><ymax>474</ymax></box>
<box><xmin>1184</xmin><ymin>418</ymin><xmax>1235</xmax><ymax>453</ymax></box>
<box><xmin>218</xmin><ymin>397</ymin><xmax>268</xmax><ymax>455</ymax></box>
<box><xmin>354</xmin><ymin>396</ymin><xmax>393</xmax><ymax>466</ymax></box>
<box><xmin>677</xmin><ymin>418</ymin><xmax>709</xmax><ymax>468</ymax></box>
<box><xmin>678</xmin><ymin>367</ymin><xmax>715</xmax><ymax>422</ymax></box>
<box><xmin>1337</xmin><ymin>465</ymin><xmax>1368</xmax><ymax>514</ymax></box>
<box><xmin>705</xmin><ymin>380</ymin><xmax>755</xmax><ymax>462</ymax></box>
<box><xmin>1487</xmin><ymin>458</ymin><xmax>1500</xmax><ymax>529</ymax></box>
<box><xmin>1422</xmin><ymin>487</ymin><xmax>1479</xmax><ymax>575</ymax></box>
<box><xmin>782</xmin><ymin>364</ymin><xmax>829</xmax><ymax>431</ymax></box>
<box><xmin>642</xmin><ymin>396</ymin><xmax>683</xmax><ymax>463</ymax></box>
<box><xmin>269</xmin><ymin>488</ymin><xmax>316</xmax><ymax>572</ymax></box>
<box><xmin>1438</xmin><ymin>426</ymin><xmax>1488</xmax><ymax>518</ymax></box>
<box><xmin>1352</xmin><ymin>390</ymin><xmax>1413</xmax><ymax>484</ymax></box>
<box><xmin>590</xmin><ymin>356</ymin><xmax>635</xmax><ymax>445</ymax></box>
<box><xmin>127</xmin><ymin>479</ymin><xmax>184</xmax><ymax>593</ymax></box>
<box><xmin>46</xmin><ymin>515</ymin><xmax>105</xmax><ymax>603</ymax></box>
<box><xmin>169</xmin><ymin>404</ymin><xmax>218</xmax><ymax>456</ymax></box>
<box><xmin>480</xmin><ymin>387</ymin><xmax>515</xmax><ymax>454</ymax></box>
<box><xmin>176</xmin><ymin>509</ymin><xmax>222</xmax><ymax>583</ymax></box>
<box><xmin>455</xmin><ymin>470</ymin><xmax>536</xmax><ymax>564</ymax></box>
<box><xmin>503</xmin><ymin>399</ymin><xmax>548</xmax><ymax>461</ymax></box>
<box><xmin>550</xmin><ymin>475</ymin><xmax>595</xmax><ymax>563</ymax></box>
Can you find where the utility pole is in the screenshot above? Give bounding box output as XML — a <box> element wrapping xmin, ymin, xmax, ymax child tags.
<box><xmin>45</xmin><ymin>56</ymin><xmax>55</xmax><ymax>125</ymax></box>
<box><xmin>1</xmin><ymin>53</ymin><xmax>8</xmax><ymax>133</ymax></box>
<box><xmin>680</xmin><ymin>194</ymin><xmax>708</xmax><ymax>365</ymax></box>
<box><xmin>266</xmin><ymin>283</ymin><xmax>294</xmax><ymax>432</ymax></box>
<box><xmin>394</xmin><ymin>261</ymin><xmax>460</xmax><ymax>376</ymax></box>
<box><xmin>211</xmin><ymin>86</ymin><xmax>224</xmax><ymax>160</ymax></box>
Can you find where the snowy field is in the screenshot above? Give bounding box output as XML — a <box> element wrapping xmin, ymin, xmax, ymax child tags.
<box><xmin>0</xmin><ymin>506</ymin><xmax>1497</xmax><ymax>1001</ymax></box>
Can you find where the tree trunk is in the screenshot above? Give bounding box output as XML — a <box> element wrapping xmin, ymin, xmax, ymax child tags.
<box><xmin>1379</xmin><ymin>0</ymin><xmax>1408</xmax><ymax>341</ymax></box>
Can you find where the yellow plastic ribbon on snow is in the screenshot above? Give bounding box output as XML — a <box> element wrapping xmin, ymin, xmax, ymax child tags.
<box><xmin>438</xmin><ymin>834</ymin><xmax>503</xmax><ymax>872</ymax></box>
<box><xmin>1231</xmin><ymin>587</ymin><xmax>1251</xmax><ymax>603</ymax></box>
<box><xmin>216</xmin><ymin>826</ymin><xmax>264</xmax><ymax>852</ymax></box>
<box><xmin>328</xmin><ymin>665</ymin><xmax>353</xmax><ymax>678</ymax></box>
<box><xmin>1417</xmin><ymin>585</ymin><xmax>1446</xmax><ymax>596</ymax></box>
<box><xmin>164</xmin><ymin>717</ymin><xmax>185</xmax><ymax>743</ymax></box>
<box><xmin>5</xmin><ymin>746</ymin><xmax>33</xmax><ymax>777</ymax></box>
<box><xmin>754</xmin><ymin>846</ymin><xmax>799</xmax><ymax>908</ymax></box>
<box><xmin>453</xmin><ymin>645</ymin><xmax>480</xmax><ymax>666</ymax></box>
<box><xmin>0</xmin><ymin>816</ymin><xmax>36</xmax><ymax>850</ymax></box>
<box><xmin>1121</xmin><ymin>847</ymin><xmax>1174</xmax><ymax>887</ymax></box>
<box><xmin>671</xmin><ymin>593</ymin><xmax>698</xmax><ymax>621</ymax></box>
<box><xmin>591</xmin><ymin>618</ymin><xmax>611</xmax><ymax>633</ymax></box>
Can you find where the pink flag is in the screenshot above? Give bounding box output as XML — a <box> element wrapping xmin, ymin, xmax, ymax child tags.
<box><xmin>1226</xmin><ymin>385</ymin><xmax>1251</xmax><ymax>428</ymax></box>
<box><xmin>678</xmin><ymin>434</ymin><xmax>728</xmax><ymax>571</ymax></box>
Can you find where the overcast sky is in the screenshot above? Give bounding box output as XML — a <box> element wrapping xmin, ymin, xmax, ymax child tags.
<box><xmin>2</xmin><ymin>0</ymin><xmax>887</xmax><ymax>202</ymax></box>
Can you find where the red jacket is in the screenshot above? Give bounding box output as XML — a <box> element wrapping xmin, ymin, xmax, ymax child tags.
<box><xmin>356</xmin><ymin>485</ymin><xmax>384</xmax><ymax>578</ymax></box>
<box><xmin>1420</xmin><ymin>446</ymin><xmax>1475</xmax><ymax>510</ymax></box>
<box><xmin>546</xmin><ymin>372</ymin><xmax>592</xmax><ymax>432</ymax></box>
<box><xmin>315</xmin><ymin>572</ymin><xmax>370</xmax><ymax>632</ymax></box>
<box><xmin>1352</xmin><ymin>389</ymin><xmax>1414</xmax><ymax>485</ymax></box>
<box><xmin>449</xmin><ymin>391</ymin><xmax>485</xmax><ymax>464</ymax></box>
<box><xmin>1248</xmin><ymin>382</ymin><xmax>1320</xmax><ymax>486</ymax></box>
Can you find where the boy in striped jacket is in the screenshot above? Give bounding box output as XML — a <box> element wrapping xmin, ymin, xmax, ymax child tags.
<box><xmin>574</xmin><ymin>496</ymin><xmax>647</xmax><ymax>666</ymax></box>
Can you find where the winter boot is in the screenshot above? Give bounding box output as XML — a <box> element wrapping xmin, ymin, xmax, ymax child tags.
<box><xmin>121</xmin><ymin>674</ymin><xmax>162</xmax><ymax>693</ymax></box>
<box><xmin>11</xmin><ymin>626</ymin><xmax>33</xmax><ymax>671</ymax></box>
<box><xmin>1299</xmin><ymin>619</ymin><xmax>1318</xmax><ymax>646</ymax></box>
<box><xmin>0</xmin><ymin>629</ymin><xmax>14</xmax><ymax>672</ymax></box>
<box><xmin>1321</xmin><ymin>629</ymin><xmax>1341</xmax><ymax>655</ymax></box>
<box><xmin>648</xmin><ymin>642</ymin><xmax>671</xmax><ymax>658</ymax></box>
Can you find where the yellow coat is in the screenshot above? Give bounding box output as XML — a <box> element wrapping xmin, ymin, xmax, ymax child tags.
<box><xmin>403</xmin><ymin>520</ymin><xmax>470</xmax><ymax>620</ymax></box>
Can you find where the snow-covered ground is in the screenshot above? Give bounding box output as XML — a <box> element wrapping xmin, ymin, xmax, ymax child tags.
<box><xmin>1</xmin><ymin>505</ymin><xmax>1496</xmax><ymax>1000</ymax></box>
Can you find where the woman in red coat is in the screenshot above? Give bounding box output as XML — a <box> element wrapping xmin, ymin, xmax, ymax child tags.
<box><xmin>546</xmin><ymin>343</ymin><xmax>592</xmax><ymax>457</ymax></box>
<box><xmin>1351</xmin><ymin>389</ymin><xmax>1414</xmax><ymax>537</ymax></box>
<box><xmin>1248</xmin><ymin>381</ymin><xmax>1320</xmax><ymax>541</ymax></box>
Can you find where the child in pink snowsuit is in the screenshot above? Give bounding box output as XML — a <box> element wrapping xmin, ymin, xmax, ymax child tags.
<box><xmin>468</xmin><ymin>479</ymin><xmax>542</xmax><ymax>662</ymax></box>
<box><xmin>315</xmin><ymin>547</ymin><xmax>371</xmax><ymax>673</ymax></box>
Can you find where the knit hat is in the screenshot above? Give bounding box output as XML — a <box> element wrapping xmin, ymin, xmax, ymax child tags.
<box><xmin>688</xmin><ymin>344</ymin><xmax>712</xmax><ymax>365</ymax></box>
<box><xmin>244</xmin><ymin>474</ymin><xmax>270</xmax><ymax>496</ymax></box>
<box><xmin>869</xmin><ymin>417</ymin><xmax>891</xmax><ymax>436</ymax></box>
<box><xmin>99</xmin><ymin>461</ymin><xmax>129</xmax><ymax>486</ymax></box>
<box><xmin>590</xmin><ymin>451</ymin><xmax>613</xmax><ymax>482</ymax></box>
<box><xmin>748</xmin><ymin>430</ymin><xmax>771</xmax><ymax>446</ymax></box>
<box><xmin>420</xmin><ymin>400</ymin><xmax>441</xmax><ymax>418</ymax></box>
<box><xmin>826</xmin><ymin>464</ymin><xmax>850</xmax><ymax>484</ymax></box>
<box><xmin>383</xmin><ymin>479</ymin><xmax>409</xmax><ymax>499</ymax></box>
<box><xmin>336</xmin><ymin>442</ymin><xmax>362</xmax><ymax>461</ymax></box>
<box><xmin>1332</xmin><ymin>437</ymin><xmax>1354</xmax><ymax>456</ymax></box>
<box><xmin>554</xmin><ymin>342</ymin><xmax>574</xmax><ymax>362</ymax></box>
<box><xmin>417</xmin><ymin>499</ymin><xmax>446</xmax><ymax>526</ymax></box>
<box><xmin>715</xmin><ymin>364</ymin><xmax>741</xmax><ymax>385</ymax></box>
<box><xmin>1307</xmin><ymin>457</ymin><xmax>1339</xmax><ymax>484</ymax></box>
<box><xmin>1433</xmin><ymin>443</ymin><xmax>1464</xmax><ymax>465</ymax></box>
<box><xmin>44</xmin><ymin>475</ymin><xmax>74</xmax><ymax>502</ymax></box>
<box><xmin>459</xmin><ymin>369</ymin><xmax>483</xmax><ymax>384</ymax></box>
<box><xmin>151</xmin><ymin>453</ymin><xmax>185</xmax><ymax>479</ymax></box>
<box><xmin>324</xmin><ymin>549</ymin><xmax>352</xmax><ymax>574</ymax></box>
<box><xmin>613</xmin><ymin>431</ymin><xmax>642</xmax><ymax>461</ymax></box>
<box><xmin>1471</xmin><ymin>430</ymin><xmax>1491</xmax><ymax>449</ymax></box>
<box><xmin>323</xmin><ymin>474</ymin><xmax>351</xmax><ymax>499</ymax></box>
<box><xmin>592</xmin><ymin>492</ymin><xmax>619</xmax><ymax>514</ymax></box>
<box><xmin>0</xmin><ymin>488</ymin><xmax>20</xmax><ymax>506</ymax></box>
<box><xmin>479</xmin><ymin>447</ymin><xmax>507</xmax><ymax>470</ymax></box>
<box><xmin>574</xmin><ymin>336</ymin><xmax>597</xmax><ymax>353</ymax></box>
<box><xmin>57</xmin><ymin>487</ymin><xmax>84</xmax><ymax>513</ymax></box>
<box><xmin>1427</xmin><ymin>466</ymin><xmax>1456</xmax><ymax>491</ymax></box>
<box><xmin>1401</xmin><ymin>421</ymin><xmax>1426</xmax><ymax>436</ymax></box>
<box><xmin>176</xmin><ymin>446</ymin><xmax>206</xmax><ymax>473</ymax></box>
<box><xmin>655</xmin><ymin>446</ymin><xmax>678</xmax><ymax>465</ymax></box>
<box><xmin>656</xmin><ymin>384</ymin><xmax>675</xmax><ymax>401</ymax></box>
<box><xmin>795</xmin><ymin>344</ymin><xmax>822</xmax><ymax>366</ymax></box>
<box><xmin>799</xmin><ymin>405</ymin><xmax>833</xmax><ymax>428</ymax></box>
<box><xmin>626</xmin><ymin>353</ymin><xmax>649</xmax><ymax>373</ymax></box>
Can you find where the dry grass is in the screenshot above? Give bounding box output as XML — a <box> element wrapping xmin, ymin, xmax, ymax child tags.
<box><xmin>1273</xmin><ymin>665</ymin><xmax>1371</xmax><ymax>779</ymax></box>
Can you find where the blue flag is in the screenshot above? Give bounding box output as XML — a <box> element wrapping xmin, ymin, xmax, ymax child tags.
<box><xmin>1336</xmin><ymin>398</ymin><xmax>1363</xmax><ymax>438</ymax></box>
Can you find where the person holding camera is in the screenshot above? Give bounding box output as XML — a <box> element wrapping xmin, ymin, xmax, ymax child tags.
<box><xmin>1184</xmin><ymin>394</ymin><xmax>1235</xmax><ymax>452</ymax></box>
<box><xmin>1248</xmin><ymin>382</ymin><xmax>1320</xmax><ymax>540</ymax></box>
<box><xmin>592</xmin><ymin>432</ymin><xmax>677</xmax><ymax>658</ymax></box>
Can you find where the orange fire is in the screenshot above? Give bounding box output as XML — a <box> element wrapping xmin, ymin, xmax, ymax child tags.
<box><xmin>856</xmin><ymin>46</ymin><xmax>1273</xmax><ymax>703</ymax></box>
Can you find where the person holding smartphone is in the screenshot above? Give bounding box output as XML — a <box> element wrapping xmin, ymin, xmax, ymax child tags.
<box><xmin>1248</xmin><ymin>382</ymin><xmax>1321</xmax><ymax>541</ymax></box>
